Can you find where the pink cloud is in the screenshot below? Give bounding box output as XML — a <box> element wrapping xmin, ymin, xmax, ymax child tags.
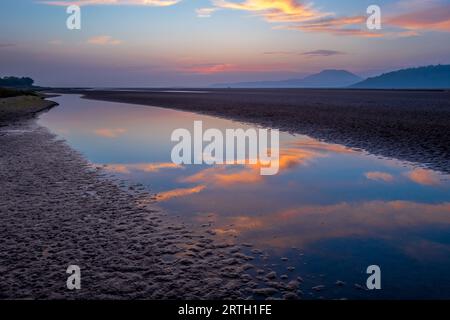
<box><xmin>388</xmin><ymin>5</ymin><xmax>450</xmax><ymax>32</ymax></box>
<box><xmin>180</xmin><ymin>63</ymin><xmax>291</xmax><ymax>74</ymax></box>
<box><xmin>405</xmin><ymin>168</ymin><xmax>442</xmax><ymax>186</ymax></box>
<box><xmin>94</xmin><ymin>128</ymin><xmax>127</xmax><ymax>138</ymax></box>
<box><xmin>365</xmin><ymin>171</ymin><xmax>395</xmax><ymax>182</ymax></box>
<box><xmin>87</xmin><ymin>35</ymin><xmax>122</xmax><ymax>45</ymax></box>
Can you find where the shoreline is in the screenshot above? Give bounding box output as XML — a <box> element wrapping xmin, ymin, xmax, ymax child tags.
<box><xmin>0</xmin><ymin>95</ymin><xmax>58</xmax><ymax>125</ymax></box>
<box><xmin>56</xmin><ymin>88</ymin><xmax>450</xmax><ymax>174</ymax></box>
<box><xmin>0</xmin><ymin>96</ymin><xmax>291</xmax><ymax>299</ymax></box>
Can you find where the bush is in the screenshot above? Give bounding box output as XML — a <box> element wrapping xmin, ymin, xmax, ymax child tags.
<box><xmin>0</xmin><ymin>87</ymin><xmax>37</xmax><ymax>98</ymax></box>
<box><xmin>0</xmin><ymin>76</ymin><xmax>34</xmax><ymax>88</ymax></box>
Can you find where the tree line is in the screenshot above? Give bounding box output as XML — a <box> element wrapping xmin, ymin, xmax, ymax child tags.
<box><xmin>0</xmin><ymin>76</ymin><xmax>34</xmax><ymax>88</ymax></box>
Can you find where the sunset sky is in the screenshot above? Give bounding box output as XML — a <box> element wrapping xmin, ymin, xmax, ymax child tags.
<box><xmin>1</xmin><ymin>0</ymin><xmax>449</xmax><ymax>86</ymax></box>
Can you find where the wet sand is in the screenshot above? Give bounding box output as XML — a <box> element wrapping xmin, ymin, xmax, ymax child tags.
<box><xmin>0</xmin><ymin>97</ymin><xmax>297</xmax><ymax>299</ymax></box>
<box><xmin>64</xmin><ymin>88</ymin><xmax>450</xmax><ymax>173</ymax></box>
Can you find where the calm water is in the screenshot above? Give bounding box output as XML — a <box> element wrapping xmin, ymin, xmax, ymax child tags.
<box><xmin>39</xmin><ymin>94</ymin><xmax>450</xmax><ymax>299</ymax></box>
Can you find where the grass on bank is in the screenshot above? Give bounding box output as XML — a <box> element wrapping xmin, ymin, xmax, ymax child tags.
<box><xmin>0</xmin><ymin>87</ymin><xmax>56</xmax><ymax>122</ymax></box>
<box><xmin>0</xmin><ymin>87</ymin><xmax>37</xmax><ymax>98</ymax></box>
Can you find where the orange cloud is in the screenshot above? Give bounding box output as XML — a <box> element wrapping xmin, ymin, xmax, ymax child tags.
<box><xmin>104</xmin><ymin>164</ymin><xmax>130</xmax><ymax>174</ymax></box>
<box><xmin>182</xmin><ymin>149</ymin><xmax>314</xmax><ymax>187</ymax></box>
<box><xmin>405</xmin><ymin>168</ymin><xmax>441</xmax><ymax>186</ymax></box>
<box><xmin>212</xmin><ymin>0</ymin><xmax>326</xmax><ymax>23</ymax></box>
<box><xmin>94</xmin><ymin>128</ymin><xmax>127</xmax><ymax>138</ymax></box>
<box><xmin>156</xmin><ymin>185</ymin><xmax>206</xmax><ymax>201</ymax></box>
<box><xmin>365</xmin><ymin>171</ymin><xmax>395</xmax><ymax>182</ymax></box>
<box><xmin>87</xmin><ymin>36</ymin><xmax>122</xmax><ymax>46</ymax></box>
<box><xmin>181</xmin><ymin>140</ymin><xmax>349</xmax><ymax>187</ymax></box>
<box><xmin>211</xmin><ymin>0</ymin><xmax>382</xmax><ymax>37</ymax></box>
<box><xmin>137</xmin><ymin>163</ymin><xmax>182</xmax><ymax>172</ymax></box>
<box><xmin>183</xmin><ymin>166</ymin><xmax>264</xmax><ymax>186</ymax></box>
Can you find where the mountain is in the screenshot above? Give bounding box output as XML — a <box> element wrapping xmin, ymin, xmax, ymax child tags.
<box><xmin>351</xmin><ymin>65</ymin><xmax>450</xmax><ymax>89</ymax></box>
<box><xmin>212</xmin><ymin>70</ymin><xmax>362</xmax><ymax>88</ymax></box>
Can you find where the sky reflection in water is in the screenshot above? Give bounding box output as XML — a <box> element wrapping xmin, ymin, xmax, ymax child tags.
<box><xmin>39</xmin><ymin>94</ymin><xmax>450</xmax><ymax>299</ymax></box>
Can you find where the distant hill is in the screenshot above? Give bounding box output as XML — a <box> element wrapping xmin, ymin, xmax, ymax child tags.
<box><xmin>351</xmin><ymin>65</ymin><xmax>450</xmax><ymax>89</ymax></box>
<box><xmin>212</xmin><ymin>70</ymin><xmax>362</xmax><ymax>88</ymax></box>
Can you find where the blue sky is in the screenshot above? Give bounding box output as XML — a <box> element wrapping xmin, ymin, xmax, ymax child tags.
<box><xmin>1</xmin><ymin>0</ymin><xmax>449</xmax><ymax>86</ymax></box>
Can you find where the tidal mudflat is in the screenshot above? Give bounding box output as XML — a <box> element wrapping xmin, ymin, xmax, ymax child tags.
<box><xmin>0</xmin><ymin>106</ymin><xmax>274</xmax><ymax>299</ymax></box>
<box><xmin>36</xmin><ymin>94</ymin><xmax>450</xmax><ymax>299</ymax></box>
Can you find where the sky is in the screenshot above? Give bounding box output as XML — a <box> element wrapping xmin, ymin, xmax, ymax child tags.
<box><xmin>0</xmin><ymin>0</ymin><xmax>449</xmax><ymax>87</ymax></box>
